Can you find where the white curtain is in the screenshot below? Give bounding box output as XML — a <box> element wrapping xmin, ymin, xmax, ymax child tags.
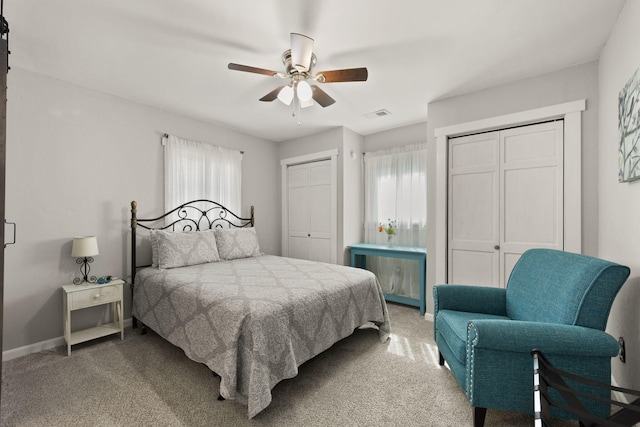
<box><xmin>164</xmin><ymin>134</ymin><xmax>242</xmax><ymax>218</ymax></box>
<box><xmin>364</xmin><ymin>143</ymin><xmax>427</xmax><ymax>297</ymax></box>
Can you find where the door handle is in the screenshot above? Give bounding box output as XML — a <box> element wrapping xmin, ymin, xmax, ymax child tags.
<box><xmin>5</xmin><ymin>219</ymin><xmax>16</xmax><ymax>248</ymax></box>
<box><xmin>494</xmin><ymin>245</ymin><xmax>500</xmax><ymax>250</ymax></box>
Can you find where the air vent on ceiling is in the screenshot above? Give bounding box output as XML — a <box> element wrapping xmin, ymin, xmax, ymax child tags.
<box><xmin>363</xmin><ymin>109</ymin><xmax>391</xmax><ymax>119</ymax></box>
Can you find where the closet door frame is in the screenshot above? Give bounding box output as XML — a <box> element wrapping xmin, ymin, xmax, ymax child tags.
<box><xmin>281</xmin><ymin>149</ymin><xmax>338</xmax><ymax>264</ymax></box>
<box><xmin>434</xmin><ymin>100</ymin><xmax>585</xmax><ymax>288</ymax></box>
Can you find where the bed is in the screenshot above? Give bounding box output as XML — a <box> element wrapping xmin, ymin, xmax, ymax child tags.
<box><xmin>129</xmin><ymin>200</ymin><xmax>391</xmax><ymax>418</ymax></box>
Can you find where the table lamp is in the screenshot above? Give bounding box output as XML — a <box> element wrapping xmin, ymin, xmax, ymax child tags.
<box><xmin>71</xmin><ymin>236</ymin><xmax>99</xmax><ymax>284</ymax></box>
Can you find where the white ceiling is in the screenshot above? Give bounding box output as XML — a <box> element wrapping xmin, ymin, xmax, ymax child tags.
<box><xmin>5</xmin><ymin>0</ymin><xmax>625</xmax><ymax>142</ymax></box>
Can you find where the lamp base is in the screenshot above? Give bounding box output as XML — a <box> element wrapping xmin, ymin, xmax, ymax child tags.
<box><xmin>74</xmin><ymin>257</ymin><xmax>97</xmax><ymax>285</ymax></box>
<box><xmin>73</xmin><ymin>276</ymin><xmax>98</xmax><ymax>285</ymax></box>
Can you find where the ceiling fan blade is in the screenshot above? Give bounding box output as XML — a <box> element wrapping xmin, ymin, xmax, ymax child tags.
<box><xmin>316</xmin><ymin>67</ymin><xmax>368</xmax><ymax>83</ymax></box>
<box><xmin>228</xmin><ymin>63</ymin><xmax>281</xmax><ymax>77</ymax></box>
<box><xmin>290</xmin><ymin>33</ymin><xmax>314</xmax><ymax>72</ymax></box>
<box><xmin>259</xmin><ymin>85</ymin><xmax>286</xmax><ymax>102</ymax></box>
<box><xmin>311</xmin><ymin>85</ymin><xmax>336</xmax><ymax>107</ymax></box>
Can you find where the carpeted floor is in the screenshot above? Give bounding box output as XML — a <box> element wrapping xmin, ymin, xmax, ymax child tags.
<box><xmin>1</xmin><ymin>303</ymin><xmax>577</xmax><ymax>426</ymax></box>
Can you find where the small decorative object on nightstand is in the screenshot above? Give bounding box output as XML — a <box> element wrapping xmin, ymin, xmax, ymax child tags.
<box><xmin>71</xmin><ymin>236</ymin><xmax>99</xmax><ymax>284</ymax></box>
<box><xmin>62</xmin><ymin>279</ymin><xmax>124</xmax><ymax>356</ymax></box>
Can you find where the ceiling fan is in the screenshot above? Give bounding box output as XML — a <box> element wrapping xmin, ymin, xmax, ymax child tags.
<box><xmin>228</xmin><ymin>33</ymin><xmax>368</xmax><ymax>109</ymax></box>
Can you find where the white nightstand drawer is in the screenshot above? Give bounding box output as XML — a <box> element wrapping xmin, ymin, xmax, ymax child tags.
<box><xmin>70</xmin><ymin>284</ymin><xmax>120</xmax><ymax>310</ymax></box>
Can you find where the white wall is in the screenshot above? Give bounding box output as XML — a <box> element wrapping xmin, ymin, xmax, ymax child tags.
<box><xmin>278</xmin><ymin>127</ymin><xmax>344</xmax><ymax>160</ymax></box>
<box><xmin>341</xmin><ymin>128</ymin><xmax>364</xmax><ymax>265</ymax></box>
<box><xmin>278</xmin><ymin>127</ymin><xmax>347</xmax><ymax>263</ymax></box>
<box><xmin>278</xmin><ymin>123</ymin><xmax>427</xmax><ymax>266</ymax></box>
<box><xmin>598</xmin><ymin>0</ymin><xmax>640</xmax><ymax>392</ymax></box>
<box><xmin>426</xmin><ymin>61</ymin><xmax>600</xmax><ymax>318</ymax></box>
<box><xmin>363</xmin><ymin>121</ymin><xmax>427</xmax><ymax>152</ymax></box>
<box><xmin>4</xmin><ymin>68</ymin><xmax>280</xmax><ymax>352</ymax></box>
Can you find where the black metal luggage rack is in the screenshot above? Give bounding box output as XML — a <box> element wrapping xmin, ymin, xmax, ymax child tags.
<box><xmin>532</xmin><ymin>350</ymin><xmax>640</xmax><ymax>427</ymax></box>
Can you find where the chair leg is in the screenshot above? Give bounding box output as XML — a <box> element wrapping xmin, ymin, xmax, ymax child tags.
<box><xmin>473</xmin><ymin>407</ymin><xmax>487</xmax><ymax>427</ymax></box>
<box><xmin>439</xmin><ymin>351</ymin><xmax>444</xmax><ymax>366</ymax></box>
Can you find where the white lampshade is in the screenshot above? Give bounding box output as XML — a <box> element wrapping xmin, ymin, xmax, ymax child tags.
<box><xmin>290</xmin><ymin>33</ymin><xmax>314</xmax><ymax>72</ymax></box>
<box><xmin>71</xmin><ymin>236</ymin><xmax>99</xmax><ymax>258</ymax></box>
<box><xmin>277</xmin><ymin>85</ymin><xmax>294</xmax><ymax>105</ymax></box>
<box><xmin>300</xmin><ymin>97</ymin><xmax>314</xmax><ymax>109</ymax></box>
<box><xmin>296</xmin><ymin>80</ymin><xmax>313</xmax><ymax>101</ymax></box>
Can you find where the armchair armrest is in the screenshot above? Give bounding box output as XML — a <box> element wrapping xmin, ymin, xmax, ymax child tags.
<box><xmin>469</xmin><ymin>320</ymin><xmax>620</xmax><ymax>357</ymax></box>
<box><xmin>433</xmin><ymin>284</ymin><xmax>507</xmax><ymax>316</ymax></box>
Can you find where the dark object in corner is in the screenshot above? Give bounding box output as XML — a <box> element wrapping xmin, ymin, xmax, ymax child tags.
<box><xmin>532</xmin><ymin>350</ymin><xmax>640</xmax><ymax>427</ymax></box>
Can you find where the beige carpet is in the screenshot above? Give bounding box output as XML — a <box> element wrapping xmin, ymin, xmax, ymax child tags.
<box><xmin>1</xmin><ymin>303</ymin><xmax>576</xmax><ymax>426</ymax></box>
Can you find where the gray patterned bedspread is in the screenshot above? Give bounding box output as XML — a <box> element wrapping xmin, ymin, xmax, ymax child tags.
<box><xmin>132</xmin><ymin>255</ymin><xmax>390</xmax><ymax>418</ymax></box>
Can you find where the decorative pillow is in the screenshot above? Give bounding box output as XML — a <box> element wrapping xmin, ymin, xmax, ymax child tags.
<box><xmin>214</xmin><ymin>227</ymin><xmax>261</xmax><ymax>260</ymax></box>
<box><xmin>149</xmin><ymin>229</ymin><xmax>159</xmax><ymax>268</ymax></box>
<box><xmin>155</xmin><ymin>229</ymin><xmax>221</xmax><ymax>269</ymax></box>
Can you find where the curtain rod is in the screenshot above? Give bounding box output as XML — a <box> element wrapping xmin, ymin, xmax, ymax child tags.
<box><xmin>162</xmin><ymin>133</ymin><xmax>244</xmax><ymax>154</ymax></box>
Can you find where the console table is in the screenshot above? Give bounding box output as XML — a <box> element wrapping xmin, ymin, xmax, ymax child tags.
<box><xmin>349</xmin><ymin>243</ymin><xmax>426</xmax><ymax>315</ymax></box>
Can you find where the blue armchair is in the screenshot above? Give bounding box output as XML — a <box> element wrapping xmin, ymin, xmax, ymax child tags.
<box><xmin>433</xmin><ymin>249</ymin><xmax>630</xmax><ymax>427</ymax></box>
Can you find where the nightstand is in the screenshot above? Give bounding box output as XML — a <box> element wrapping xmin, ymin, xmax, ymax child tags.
<box><xmin>62</xmin><ymin>279</ymin><xmax>124</xmax><ymax>356</ymax></box>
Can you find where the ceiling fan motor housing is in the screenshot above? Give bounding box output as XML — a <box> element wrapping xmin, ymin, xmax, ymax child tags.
<box><xmin>281</xmin><ymin>49</ymin><xmax>317</xmax><ymax>78</ymax></box>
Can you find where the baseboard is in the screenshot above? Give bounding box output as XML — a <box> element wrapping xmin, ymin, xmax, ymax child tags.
<box><xmin>3</xmin><ymin>318</ymin><xmax>133</xmax><ymax>361</ymax></box>
<box><xmin>612</xmin><ymin>377</ymin><xmax>634</xmax><ymax>404</ymax></box>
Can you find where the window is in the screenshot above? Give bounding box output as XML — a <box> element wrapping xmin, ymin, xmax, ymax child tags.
<box><xmin>364</xmin><ymin>144</ymin><xmax>427</xmax><ymax>245</ymax></box>
<box><xmin>364</xmin><ymin>144</ymin><xmax>427</xmax><ymax>297</ymax></box>
<box><xmin>164</xmin><ymin>134</ymin><xmax>242</xmax><ymax>216</ymax></box>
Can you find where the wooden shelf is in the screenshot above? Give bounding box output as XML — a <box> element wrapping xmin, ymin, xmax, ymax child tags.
<box><xmin>69</xmin><ymin>322</ymin><xmax>122</xmax><ymax>346</ymax></box>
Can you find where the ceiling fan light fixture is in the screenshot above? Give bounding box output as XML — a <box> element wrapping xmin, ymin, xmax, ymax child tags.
<box><xmin>228</xmin><ymin>33</ymin><xmax>366</xmax><ymax>113</ymax></box>
<box><xmin>296</xmin><ymin>80</ymin><xmax>313</xmax><ymax>101</ymax></box>
<box><xmin>300</xmin><ymin>97</ymin><xmax>314</xmax><ymax>109</ymax></box>
<box><xmin>277</xmin><ymin>85</ymin><xmax>294</xmax><ymax>105</ymax></box>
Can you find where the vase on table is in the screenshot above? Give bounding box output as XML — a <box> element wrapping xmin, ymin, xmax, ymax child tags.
<box><xmin>387</xmin><ymin>233</ymin><xmax>394</xmax><ymax>246</ymax></box>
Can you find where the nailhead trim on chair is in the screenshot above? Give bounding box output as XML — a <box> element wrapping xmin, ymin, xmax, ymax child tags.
<box><xmin>466</xmin><ymin>321</ymin><xmax>478</xmax><ymax>402</ymax></box>
<box><xmin>433</xmin><ymin>288</ymin><xmax>439</xmax><ymax>340</ymax></box>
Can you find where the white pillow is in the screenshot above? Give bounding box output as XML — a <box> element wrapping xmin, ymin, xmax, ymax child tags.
<box><xmin>155</xmin><ymin>229</ymin><xmax>221</xmax><ymax>269</ymax></box>
<box><xmin>149</xmin><ymin>229</ymin><xmax>159</xmax><ymax>268</ymax></box>
<box><xmin>214</xmin><ymin>228</ymin><xmax>261</xmax><ymax>260</ymax></box>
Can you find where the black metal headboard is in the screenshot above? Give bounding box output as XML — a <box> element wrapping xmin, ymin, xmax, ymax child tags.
<box><xmin>130</xmin><ymin>199</ymin><xmax>254</xmax><ymax>282</ymax></box>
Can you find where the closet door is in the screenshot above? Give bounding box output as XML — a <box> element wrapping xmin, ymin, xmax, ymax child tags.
<box><xmin>499</xmin><ymin>122</ymin><xmax>564</xmax><ymax>285</ymax></box>
<box><xmin>448</xmin><ymin>132</ymin><xmax>500</xmax><ymax>287</ymax></box>
<box><xmin>448</xmin><ymin>121</ymin><xmax>564</xmax><ymax>288</ymax></box>
<box><xmin>287</xmin><ymin>160</ymin><xmax>332</xmax><ymax>263</ymax></box>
